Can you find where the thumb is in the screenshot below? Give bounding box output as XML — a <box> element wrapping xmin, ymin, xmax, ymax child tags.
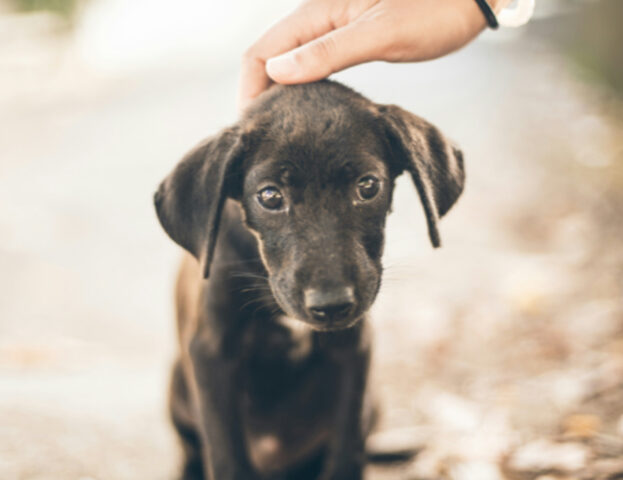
<box><xmin>266</xmin><ymin>21</ymin><xmax>380</xmax><ymax>84</ymax></box>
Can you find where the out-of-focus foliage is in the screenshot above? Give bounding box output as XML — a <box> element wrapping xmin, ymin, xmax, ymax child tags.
<box><xmin>11</xmin><ymin>0</ymin><xmax>79</xmax><ymax>18</ymax></box>
<box><xmin>571</xmin><ymin>0</ymin><xmax>623</xmax><ymax>94</ymax></box>
<box><xmin>535</xmin><ymin>0</ymin><xmax>623</xmax><ymax>95</ymax></box>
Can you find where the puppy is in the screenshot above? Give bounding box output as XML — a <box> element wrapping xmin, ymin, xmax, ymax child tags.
<box><xmin>154</xmin><ymin>80</ymin><xmax>464</xmax><ymax>480</ymax></box>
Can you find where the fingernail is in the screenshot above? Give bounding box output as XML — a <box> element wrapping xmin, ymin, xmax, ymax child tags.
<box><xmin>266</xmin><ymin>54</ymin><xmax>300</xmax><ymax>80</ymax></box>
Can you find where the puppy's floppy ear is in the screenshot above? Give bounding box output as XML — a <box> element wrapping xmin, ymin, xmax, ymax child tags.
<box><xmin>377</xmin><ymin>104</ymin><xmax>465</xmax><ymax>248</ymax></box>
<box><xmin>154</xmin><ymin>126</ymin><xmax>244</xmax><ymax>278</ymax></box>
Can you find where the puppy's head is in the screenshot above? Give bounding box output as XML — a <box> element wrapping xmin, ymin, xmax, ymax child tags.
<box><xmin>155</xmin><ymin>81</ymin><xmax>464</xmax><ymax>330</ymax></box>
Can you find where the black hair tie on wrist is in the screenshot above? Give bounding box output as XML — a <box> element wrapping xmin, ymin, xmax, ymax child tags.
<box><xmin>473</xmin><ymin>0</ymin><xmax>499</xmax><ymax>29</ymax></box>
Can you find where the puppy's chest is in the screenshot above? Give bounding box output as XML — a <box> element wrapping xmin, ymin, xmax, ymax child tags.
<box><xmin>243</xmin><ymin>315</ymin><xmax>314</xmax><ymax>365</ymax></box>
<box><xmin>240</xmin><ymin>315</ymin><xmax>320</xmax><ymax>408</ymax></box>
<box><xmin>239</xmin><ymin>317</ymin><xmax>338</xmax><ymax>475</ymax></box>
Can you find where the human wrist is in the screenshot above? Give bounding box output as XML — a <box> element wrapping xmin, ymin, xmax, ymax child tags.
<box><xmin>482</xmin><ymin>0</ymin><xmax>537</xmax><ymax>28</ymax></box>
<box><xmin>470</xmin><ymin>0</ymin><xmax>514</xmax><ymax>29</ymax></box>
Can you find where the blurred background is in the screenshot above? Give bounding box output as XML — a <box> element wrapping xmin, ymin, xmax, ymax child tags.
<box><xmin>0</xmin><ymin>0</ymin><xmax>622</xmax><ymax>479</ymax></box>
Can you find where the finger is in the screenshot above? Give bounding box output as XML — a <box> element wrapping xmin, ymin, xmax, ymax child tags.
<box><xmin>265</xmin><ymin>18</ymin><xmax>383</xmax><ymax>84</ymax></box>
<box><xmin>237</xmin><ymin>1</ymin><xmax>338</xmax><ymax>111</ymax></box>
<box><xmin>237</xmin><ymin>56</ymin><xmax>273</xmax><ymax>112</ymax></box>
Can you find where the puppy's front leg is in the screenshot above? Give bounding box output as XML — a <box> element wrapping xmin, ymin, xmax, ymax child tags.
<box><xmin>319</xmin><ymin>322</ymin><xmax>371</xmax><ymax>480</ymax></box>
<box><xmin>189</xmin><ymin>332</ymin><xmax>258</xmax><ymax>480</ymax></box>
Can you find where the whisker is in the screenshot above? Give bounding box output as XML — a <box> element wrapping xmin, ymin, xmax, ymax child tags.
<box><xmin>239</xmin><ymin>296</ymin><xmax>267</xmax><ymax>312</ymax></box>
<box><xmin>229</xmin><ymin>271</ymin><xmax>269</xmax><ymax>281</ymax></box>
<box><xmin>239</xmin><ymin>289</ymin><xmax>279</xmax><ymax>311</ymax></box>
<box><xmin>238</xmin><ymin>289</ymin><xmax>273</xmax><ymax>299</ymax></box>
<box><xmin>239</xmin><ymin>286</ymin><xmax>272</xmax><ymax>295</ymax></box>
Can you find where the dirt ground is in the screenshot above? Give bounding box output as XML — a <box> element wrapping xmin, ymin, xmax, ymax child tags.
<box><xmin>1</xmin><ymin>6</ymin><xmax>622</xmax><ymax>480</ymax></box>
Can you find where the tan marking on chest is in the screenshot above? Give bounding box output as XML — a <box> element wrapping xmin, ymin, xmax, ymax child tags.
<box><xmin>277</xmin><ymin>315</ymin><xmax>313</xmax><ymax>361</ymax></box>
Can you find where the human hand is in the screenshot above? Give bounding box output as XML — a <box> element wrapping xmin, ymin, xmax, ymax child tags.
<box><xmin>238</xmin><ymin>0</ymin><xmax>508</xmax><ymax>110</ymax></box>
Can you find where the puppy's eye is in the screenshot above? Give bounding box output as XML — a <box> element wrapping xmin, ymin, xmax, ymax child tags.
<box><xmin>357</xmin><ymin>175</ymin><xmax>380</xmax><ymax>201</ymax></box>
<box><xmin>257</xmin><ymin>186</ymin><xmax>284</xmax><ymax>210</ymax></box>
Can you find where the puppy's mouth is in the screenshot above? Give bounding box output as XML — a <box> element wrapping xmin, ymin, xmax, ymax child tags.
<box><xmin>270</xmin><ymin>286</ymin><xmax>366</xmax><ymax>332</ymax></box>
<box><xmin>299</xmin><ymin>315</ymin><xmax>362</xmax><ymax>332</ymax></box>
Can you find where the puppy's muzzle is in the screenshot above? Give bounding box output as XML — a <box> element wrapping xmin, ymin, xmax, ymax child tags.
<box><xmin>304</xmin><ymin>286</ymin><xmax>356</xmax><ymax>324</ymax></box>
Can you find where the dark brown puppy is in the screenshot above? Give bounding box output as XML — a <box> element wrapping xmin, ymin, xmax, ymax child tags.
<box><xmin>154</xmin><ymin>80</ymin><xmax>464</xmax><ymax>480</ymax></box>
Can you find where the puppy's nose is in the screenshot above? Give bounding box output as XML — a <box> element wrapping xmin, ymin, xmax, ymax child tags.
<box><xmin>304</xmin><ymin>286</ymin><xmax>356</xmax><ymax>322</ymax></box>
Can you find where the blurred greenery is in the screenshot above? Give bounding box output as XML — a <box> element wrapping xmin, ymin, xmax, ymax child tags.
<box><xmin>534</xmin><ymin>0</ymin><xmax>623</xmax><ymax>96</ymax></box>
<box><xmin>570</xmin><ymin>0</ymin><xmax>623</xmax><ymax>95</ymax></box>
<box><xmin>11</xmin><ymin>0</ymin><xmax>79</xmax><ymax>18</ymax></box>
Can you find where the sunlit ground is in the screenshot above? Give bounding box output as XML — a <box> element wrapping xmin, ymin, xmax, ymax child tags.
<box><xmin>1</xmin><ymin>1</ymin><xmax>622</xmax><ymax>479</ymax></box>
